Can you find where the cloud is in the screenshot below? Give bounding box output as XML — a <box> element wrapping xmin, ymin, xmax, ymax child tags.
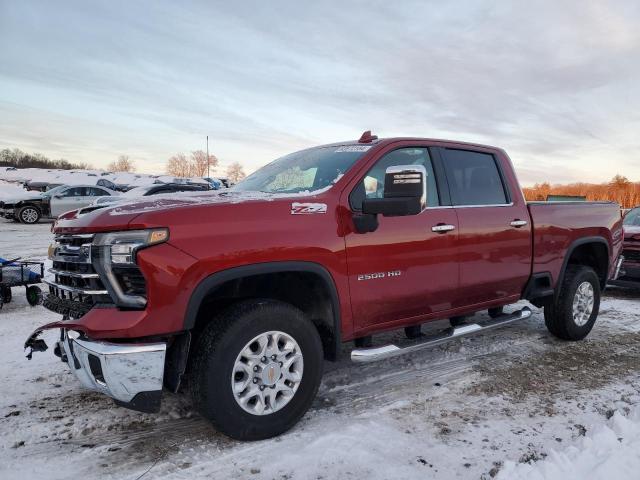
<box><xmin>1</xmin><ymin>0</ymin><xmax>639</xmax><ymax>183</ymax></box>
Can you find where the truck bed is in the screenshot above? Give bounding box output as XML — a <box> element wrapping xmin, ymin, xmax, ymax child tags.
<box><xmin>527</xmin><ymin>201</ymin><xmax>623</xmax><ymax>288</ymax></box>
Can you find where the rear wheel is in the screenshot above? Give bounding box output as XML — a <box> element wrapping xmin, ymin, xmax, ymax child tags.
<box><xmin>189</xmin><ymin>299</ymin><xmax>324</xmax><ymax>440</ymax></box>
<box><xmin>488</xmin><ymin>306</ymin><xmax>504</xmax><ymax>318</ymax></box>
<box><xmin>544</xmin><ymin>265</ymin><xmax>600</xmax><ymax>340</ymax></box>
<box><xmin>1</xmin><ymin>287</ymin><xmax>11</xmax><ymax>304</ymax></box>
<box><xmin>18</xmin><ymin>206</ymin><xmax>40</xmax><ymax>224</ymax></box>
<box><xmin>449</xmin><ymin>316</ymin><xmax>466</xmax><ymax>327</ymax></box>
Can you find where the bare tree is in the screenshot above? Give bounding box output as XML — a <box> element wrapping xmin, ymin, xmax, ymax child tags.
<box><xmin>166</xmin><ymin>153</ymin><xmax>191</xmax><ymax>177</ymax></box>
<box><xmin>107</xmin><ymin>155</ymin><xmax>136</xmax><ymax>172</ymax></box>
<box><xmin>226</xmin><ymin>161</ymin><xmax>246</xmax><ymax>184</ymax></box>
<box><xmin>190</xmin><ymin>150</ymin><xmax>219</xmax><ymax>177</ymax></box>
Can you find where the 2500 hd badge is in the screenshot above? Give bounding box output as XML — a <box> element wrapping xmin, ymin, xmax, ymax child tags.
<box><xmin>357</xmin><ymin>270</ymin><xmax>402</xmax><ymax>281</ymax></box>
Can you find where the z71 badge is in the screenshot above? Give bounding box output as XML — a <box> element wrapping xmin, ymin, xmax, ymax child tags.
<box><xmin>291</xmin><ymin>203</ymin><xmax>327</xmax><ymax>215</ymax></box>
<box><xmin>357</xmin><ymin>270</ymin><xmax>402</xmax><ymax>281</ymax></box>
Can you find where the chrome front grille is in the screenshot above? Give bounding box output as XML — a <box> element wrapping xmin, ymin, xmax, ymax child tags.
<box><xmin>44</xmin><ymin>233</ymin><xmax>112</xmax><ymax>318</ymax></box>
<box><xmin>623</xmin><ymin>249</ymin><xmax>640</xmax><ymax>263</ymax></box>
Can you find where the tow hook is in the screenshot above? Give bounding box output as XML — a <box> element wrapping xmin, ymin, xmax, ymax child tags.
<box><xmin>24</xmin><ymin>331</ymin><xmax>48</xmax><ymax>360</ymax></box>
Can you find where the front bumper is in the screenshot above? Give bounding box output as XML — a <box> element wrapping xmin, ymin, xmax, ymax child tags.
<box><xmin>60</xmin><ymin>332</ymin><xmax>167</xmax><ymax>413</ymax></box>
<box><xmin>1</xmin><ymin>207</ymin><xmax>14</xmax><ymax>219</ymax></box>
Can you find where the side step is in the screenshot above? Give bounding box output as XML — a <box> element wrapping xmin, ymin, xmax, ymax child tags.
<box><xmin>351</xmin><ymin>307</ymin><xmax>532</xmax><ymax>363</ymax></box>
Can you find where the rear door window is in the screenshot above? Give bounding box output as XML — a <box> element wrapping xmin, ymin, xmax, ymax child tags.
<box><xmin>441</xmin><ymin>149</ymin><xmax>508</xmax><ymax>206</ymax></box>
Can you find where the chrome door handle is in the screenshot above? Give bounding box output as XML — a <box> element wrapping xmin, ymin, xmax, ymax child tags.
<box><xmin>432</xmin><ymin>224</ymin><xmax>456</xmax><ymax>233</ymax></box>
<box><xmin>510</xmin><ymin>219</ymin><xmax>528</xmax><ymax>228</ymax></box>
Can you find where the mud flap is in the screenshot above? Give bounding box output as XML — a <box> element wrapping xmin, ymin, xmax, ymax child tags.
<box><xmin>24</xmin><ymin>330</ymin><xmax>48</xmax><ymax>360</ymax></box>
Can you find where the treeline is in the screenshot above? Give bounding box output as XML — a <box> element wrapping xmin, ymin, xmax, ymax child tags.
<box><xmin>0</xmin><ymin>148</ymin><xmax>91</xmax><ymax>170</ymax></box>
<box><xmin>523</xmin><ymin>175</ymin><xmax>640</xmax><ymax>208</ymax></box>
<box><xmin>165</xmin><ymin>150</ymin><xmax>246</xmax><ymax>183</ymax></box>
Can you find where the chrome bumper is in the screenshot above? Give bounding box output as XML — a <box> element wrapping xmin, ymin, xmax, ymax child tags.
<box><xmin>61</xmin><ymin>332</ymin><xmax>166</xmax><ymax>412</ymax></box>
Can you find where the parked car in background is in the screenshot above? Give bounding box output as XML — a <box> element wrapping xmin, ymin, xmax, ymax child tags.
<box><xmin>0</xmin><ymin>184</ymin><xmax>120</xmax><ymax>223</ymax></box>
<box><xmin>91</xmin><ymin>182</ymin><xmax>211</xmax><ymax>207</ymax></box>
<box><xmin>96</xmin><ymin>178</ymin><xmax>130</xmax><ymax>192</ymax></box>
<box><xmin>609</xmin><ymin>206</ymin><xmax>640</xmax><ymax>287</ymax></box>
<box><xmin>202</xmin><ymin>177</ymin><xmax>223</xmax><ymax>189</ymax></box>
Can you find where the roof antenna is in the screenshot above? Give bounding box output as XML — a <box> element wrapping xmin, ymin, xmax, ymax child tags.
<box><xmin>358</xmin><ymin>130</ymin><xmax>378</xmax><ymax>143</ymax></box>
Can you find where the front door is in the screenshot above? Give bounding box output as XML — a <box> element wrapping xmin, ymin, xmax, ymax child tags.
<box><xmin>50</xmin><ymin>186</ymin><xmax>90</xmax><ymax>217</ymax></box>
<box><xmin>439</xmin><ymin>147</ymin><xmax>532</xmax><ymax>306</ymax></box>
<box><xmin>344</xmin><ymin>145</ymin><xmax>459</xmax><ymax>334</ymax></box>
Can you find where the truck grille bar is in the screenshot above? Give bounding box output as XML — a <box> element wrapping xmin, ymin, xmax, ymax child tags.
<box><xmin>44</xmin><ymin>233</ymin><xmax>113</xmax><ymax>318</ymax></box>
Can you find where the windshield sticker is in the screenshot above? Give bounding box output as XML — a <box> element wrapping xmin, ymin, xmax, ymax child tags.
<box><xmin>291</xmin><ymin>202</ymin><xmax>327</xmax><ymax>215</ymax></box>
<box><xmin>334</xmin><ymin>145</ymin><xmax>372</xmax><ymax>153</ymax></box>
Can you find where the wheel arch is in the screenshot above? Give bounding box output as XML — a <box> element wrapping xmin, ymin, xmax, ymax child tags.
<box><xmin>556</xmin><ymin>236</ymin><xmax>610</xmax><ymax>296</ymax></box>
<box><xmin>184</xmin><ymin>261</ymin><xmax>342</xmax><ymax>361</ymax></box>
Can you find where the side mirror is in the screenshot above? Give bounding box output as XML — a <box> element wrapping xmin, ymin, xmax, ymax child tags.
<box><xmin>362</xmin><ymin>165</ymin><xmax>427</xmax><ymax>217</ymax></box>
<box><xmin>53</xmin><ymin>194</ymin><xmax>63</xmax><ymax>199</ymax></box>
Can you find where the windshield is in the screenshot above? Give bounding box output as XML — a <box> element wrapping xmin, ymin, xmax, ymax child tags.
<box><xmin>624</xmin><ymin>208</ymin><xmax>640</xmax><ymax>226</ymax></box>
<box><xmin>233</xmin><ymin>145</ymin><xmax>371</xmax><ymax>194</ymax></box>
<box><xmin>42</xmin><ymin>185</ymin><xmax>67</xmax><ymax>197</ymax></box>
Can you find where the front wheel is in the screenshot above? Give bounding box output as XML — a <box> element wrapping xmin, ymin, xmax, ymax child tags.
<box><xmin>544</xmin><ymin>265</ymin><xmax>600</xmax><ymax>340</ymax></box>
<box><xmin>189</xmin><ymin>299</ymin><xmax>324</xmax><ymax>440</ymax></box>
<box><xmin>18</xmin><ymin>206</ymin><xmax>41</xmax><ymax>224</ymax></box>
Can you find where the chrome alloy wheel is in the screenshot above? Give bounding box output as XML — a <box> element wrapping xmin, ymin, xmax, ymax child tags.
<box><xmin>231</xmin><ymin>331</ymin><xmax>304</xmax><ymax>415</ymax></box>
<box><xmin>21</xmin><ymin>207</ymin><xmax>38</xmax><ymax>223</ymax></box>
<box><xmin>572</xmin><ymin>281</ymin><xmax>594</xmax><ymax>326</ymax></box>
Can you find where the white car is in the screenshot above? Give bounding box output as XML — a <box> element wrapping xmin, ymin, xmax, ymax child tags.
<box><xmin>0</xmin><ymin>184</ymin><xmax>120</xmax><ymax>224</ymax></box>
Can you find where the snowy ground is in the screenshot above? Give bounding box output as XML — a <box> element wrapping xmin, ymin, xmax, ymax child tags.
<box><xmin>1</xmin><ymin>216</ymin><xmax>640</xmax><ymax>479</ymax></box>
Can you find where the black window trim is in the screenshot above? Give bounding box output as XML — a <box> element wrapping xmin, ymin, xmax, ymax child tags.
<box><xmin>437</xmin><ymin>146</ymin><xmax>513</xmax><ymax>207</ymax></box>
<box><xmin>348</xmin><ymin>145</ymin><xmax>449</xmax><ymax>212</ymax></box>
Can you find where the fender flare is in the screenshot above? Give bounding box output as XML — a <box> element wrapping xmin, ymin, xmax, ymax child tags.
<box><xmin>183</xmin><ymin>261</ymin><xmax>342</xmax><ymax>356</ymax></box>
<box><xmin>555</xmin><ymin>236</ymin><xmax>610</xmax><ymax>297</ymax></box>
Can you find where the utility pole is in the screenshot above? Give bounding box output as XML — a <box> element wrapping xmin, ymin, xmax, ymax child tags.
<box><xmin>206</xmin><ymin>135</ymin><xmax>210</xmax><ymax>178</ymax></box>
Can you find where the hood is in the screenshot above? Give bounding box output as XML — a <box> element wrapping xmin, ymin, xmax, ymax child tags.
<box><xmin>1</xmin><ymin>192</ymin><xmax>44</xmax><ymax>204</ymax></box>
<box><xmin>53</xmin><ymin>190</ymin><xmax>318</xmax><ymax>234</ymax></box>
<box><xmin>105</xmin><ymin>190</ymin><xmax>283</xmax><ymax>217</ymax></box>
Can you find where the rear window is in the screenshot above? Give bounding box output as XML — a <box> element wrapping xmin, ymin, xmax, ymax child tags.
<box><xmin>441</xmin><ymin>149</ymin><xmax>508</xmax><ymax>206</ymax></box>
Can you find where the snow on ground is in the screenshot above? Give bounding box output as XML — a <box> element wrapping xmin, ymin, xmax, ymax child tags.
<box><xmin>1</xmin><ymin>206</ymin><xmax>640</xmax><ymax>479</ymax></box>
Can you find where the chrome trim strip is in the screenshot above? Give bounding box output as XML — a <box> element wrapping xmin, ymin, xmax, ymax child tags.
<box><xmin>351</xmin><ymin>307</ymin><xmax>532</xmax><ymax>363</ymax></box>
<box><xmin>57</xmin><ymin>234</ymin><xmax>95</xmax><ymax>239</ymax></box>
<box><xmin>454</xmin><ymin>202</ymin><xmax>514</xmax><ymax>208</ymax></box>
<box><xmin>48</xmin><ymin>268</ymin><xmax>99</xmax><ymax>279</ymax></box>
<box><xmin>43</xmin><ymin>279</ymin><xmax>108</xmax><ymax>295</ymax></box>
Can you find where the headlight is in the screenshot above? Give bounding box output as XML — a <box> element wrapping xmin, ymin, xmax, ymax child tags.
<box><xmin>91</xmin><ymin>229</ymin><xmax>168</xmax><ymax>308</ymax></box>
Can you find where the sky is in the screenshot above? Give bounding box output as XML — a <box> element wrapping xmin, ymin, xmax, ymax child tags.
<box><xmin>1</xmin><ymin>0</ymin><xmax>639</xmax><ymax>185</ymax></box>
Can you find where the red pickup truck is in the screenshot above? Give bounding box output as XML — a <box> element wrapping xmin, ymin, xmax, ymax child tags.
<box><xmin>26</xmin><ymin>132</ymin><xmax>623</xmax><ymax>440</ymax></box>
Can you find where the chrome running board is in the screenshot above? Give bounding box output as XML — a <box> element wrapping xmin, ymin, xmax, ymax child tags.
<box><xmin>351</xmin><ymin>307</ymin><xmax>532</xmax><ymax>363</ymax></box>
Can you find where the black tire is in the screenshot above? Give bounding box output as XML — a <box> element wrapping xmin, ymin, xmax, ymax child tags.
<box><xmin>26</xmin><ymin>285</ymin><xmax>42</xmax><ymax>306</ymax></box>
<box><xmin>18</xmin><ymin>205</ymin><xmax>41</xmax><ymax>224</ymax></box>
<box><xmin>544</xmin><ymin>265</ymin><xmax>600</xmax><ymax>340</ymax></box>
<box><xmin>488</xmin><ymin>306</ymin><xmax>504</xmax><ymax>318</ymax></box>
<box><xmin>189</xmin><ymin>299</ymin><xmax>324</xmax><ymax>440</ymax></box>
<box><xmin>450</xmin><ymin>316</ymin><xmax>466</xmax><ymax>327</ymax></box>
<box><xmin>1</xmin><ymin>287</ymin><xmax>11</xmax><ymax>304</ymax></box>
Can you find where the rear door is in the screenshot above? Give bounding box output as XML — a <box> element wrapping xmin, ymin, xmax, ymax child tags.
<box><xmin>439</xmin><ymin>147</ymin><xmax>531</xmax><ymax>306</ymax></box>
<box><xmin>344</xmin><ymin>144</ymin><xmax>460</xmax><ymax>332</ymax></box>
